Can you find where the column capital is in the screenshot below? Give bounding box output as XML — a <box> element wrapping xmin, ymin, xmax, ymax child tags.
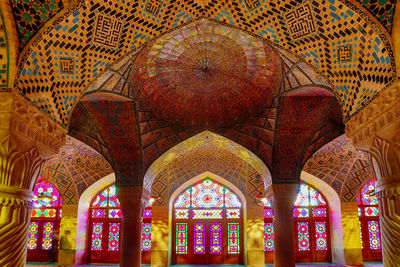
<box><xmin>345</xmin><ymin>82</ymin><xmax>400</xmax><ymax>150</ymax></box>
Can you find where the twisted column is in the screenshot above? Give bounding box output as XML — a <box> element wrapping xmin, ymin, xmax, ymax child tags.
<box><xmin>0</xmin><ymin>186</ymin><xmax>33</xmax><ymax>267</ymax></box>
<box><xmin>118</xmin><ymin>186</ymin><xmax>144</xmax><ymax>267</ymax></box>
<box><xmin>272</xmin><ymin>183</ymin><xmax>299</xmax><ymax>267</ymax></box>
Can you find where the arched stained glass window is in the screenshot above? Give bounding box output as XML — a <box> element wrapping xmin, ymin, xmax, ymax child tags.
<box><xmin>27</xmin><ymin>177</ymin><xmax>62</xmax><ymax>263</ymax></box>
<box><xmin>88</xmin><ymin>184</ymin><xmax>151</xmax><ymax>264</ymax></box>
<box><xmin>264</xmin><ymin>182</ymin><xmax>331</xmax><ymax>263</ymax></box>
<box><xmin>172</xmin><ymin>178</ymin><xmax>243</xmax><ymax>265</ymax></box>
<box><xmin>358</xmin><ymin>180</ymin><xmax>382</xmax><ymax>262</ymax></box>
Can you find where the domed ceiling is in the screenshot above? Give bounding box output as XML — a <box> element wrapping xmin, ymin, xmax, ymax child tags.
<box><xmin>132</xmin><ymin>19</ymin><xmax>282</xmax><ymax>129</ymax></box>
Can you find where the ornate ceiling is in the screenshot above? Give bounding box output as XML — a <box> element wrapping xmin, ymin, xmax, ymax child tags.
<box><xmin>41</xmin><ymin>136</ymin><xmax>113</xmax><ymax>204</ymax></box>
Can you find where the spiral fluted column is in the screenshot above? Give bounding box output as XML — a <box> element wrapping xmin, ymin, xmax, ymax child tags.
<box><xmin>118</xmin><ymin>186</ymin><xmax>144</xmax><ymax>267</ymax></box>
<box><xmin>272</xmin><ymin>183</ymin><xmax>299</xmax><ymax>267</ymax></box>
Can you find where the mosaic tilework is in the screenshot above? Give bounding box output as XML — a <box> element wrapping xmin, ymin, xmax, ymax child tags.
<box><xmin>303</xmin><ymin>134</ymin><xmax>375</xmax><ymax>201</ymax></box>
<box><xmin>93</xmin><ymin>14</ymin><xmax>123</xmax><ymax>49</ymax></box>
<box><xmin>41</xmin><ymin>136</ymin><xmax>113</xmax><ymax>204</ymax></box>
<box><xmin>0</xmin><ymin>10</ymin><xmax>8</xmax><ymax>88</ymax></box>
<box><xmin>355</xmin><ymin>0</ymin><xmax>396</xmax><ymax>32</ymax></box>
<box><xmin>10</xmin><ymin>0</ymin><xmax>63</xmax><ymax>47</ymax></box>
<box><xmin>285</xmin><ymin>3</ymin><xmax>317</xmax><ymax>41</ymax></box>
<box><xmin>14</xmin><ymin>0</ymin><xmax>395</xmax><ymax>127</ymax></box>
<box><xmin>151</xmin><ymin>144</ymin><xmax>264</xmax><ymax>206</ymax></box>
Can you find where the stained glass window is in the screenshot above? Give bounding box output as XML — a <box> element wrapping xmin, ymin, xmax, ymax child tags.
<box><xmin>192</xmin><ymin>209</ymin><xmax>223</xmax><ymax>219</ymax></box>
<box><xmin>141</xmin><ymin>223</ymin><xmax>151</xmax><ymax>251</ymax></box>
<box><xmin>108</xmin><ymin>223</ymin><xmax>120</xmax><ymax>251</ymax></box>
<box><xmin>315</xmin><ymin>222</ymin><xmax>327</xmax><ymax>250</ymax></box>
<box><xmin>91</xmin><ymin>222</ymin><xmax>103</xmax><ymax>251</ymax></box>
<box><xmin>176</xmin><ymin>223</ymin><xmax>188</xmax><ymax>254</ymax></box>
<box><xmin>358</xmin><ymin>180</ymin><xmax>378</xmax><ymax>206</ymax></box>
<box><xmin>367</xmin><ymin>221</ymin><xmax>381</xmax><ymax>250</ymax></box>
<box><xmin>264</xmin><ymin>223</ymin><xmax>274</xmax><ymax>251</ymax></box>
<box><xmin>32</xmin><ymin>177</ymin><xmax>62</xmax><ymax>209</ymax></box>
<box><xmin>41</xmin><ymin>222</ymin><xmax>54</xmax><ymax>250</ymax></box>
<box><xmin>297</xmin><ymin>222</ymin><xmax>310</xmax><ymax>251</ymax></box>
<box><xmin>228</xmin><ymin>223</ymin><xmax>240</xmax><ymax>254</ymax></box>
<box><xmin>27</xmin><ymin>222</ymin><xmax>38</xmax><ymax>250</ymax></box>
<box><xmin>210</xmin><ymin>223</ymin><xmax>222</xmax><ymax>254</ymax></box>
<box><xmin>194</xmin><ymin>223</ymin><xmax>206</xmax><ymax>254</ymax></box>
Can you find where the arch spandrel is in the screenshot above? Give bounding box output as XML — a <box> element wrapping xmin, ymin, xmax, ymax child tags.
<box><xmin>13</xmin><ymin>0</ymin><xmax>395</xmax><ymax>128</ymax></box>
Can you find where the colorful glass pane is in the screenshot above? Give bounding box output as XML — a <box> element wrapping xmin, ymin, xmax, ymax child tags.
<box><xmin>358</xmin><ymin>207</ymin><xmax>362</xmax><ymax>216</ymax></box>
<box><xmin>297</xmin><ymin>222</ymin><xmax>310</xmax><ymax>251</ymax></box>
<box><xmin>262</xmin><ymin>197</ymin><xmax>273</xmax><ymax>207</ymax></box>
<box><xmin>192</xmin><ymin>179</ymin><xmax>224</xmax><ymax>208</ymax></box>
<box><xmin>142</xmin><ymin>223</ymin><xmax>151</xmax><ymax>251</ymax></box>
<box><xmin>293</xmin><ymin>207</ymin><xmax>309</xmax><ymax>218</ymax></box>
<box><xmin>315</xmin><ymin>222</ymin><xmax>328</xmax><ymax>250</ymax></box>
<box><xmin>224</xmin><ymin>187</ymin><xmax>241</xmax><ymax>208</ymax></box>
<box><xmin>32</xmin><ymin>177</ymin><xmax>62</xmax><ymax>208</ymax></box>
<box><xmin>294</xmin><ymin>183</ymin><xmax>310</xmax><ymax>207</ymax></box>
<box><xmin>31</xmin><ymin>208</ymin><xmax>56</xmax><ymax>218</ymax></box>
<box><xmin>174</xmin><ymin>209</ymin><xmax>189</xmax><ymax>219</ymax></box>
<box><xmin>192</xmin><ymin>209</ymin><xmax>223</xmax><ymax>219</ymax></box>
<box><xmin>91</xmin><ymin>222</ymin><xmax>103</xmax><ymax>250</ymax></box>
<box><xmin>358</xmin><ymin>180</ymin><xmax>378</xmax><ymax>206</ymax></box>
<box><xmin>365</xmin><ymin>206</ymin><xmax>380</xmax><ymax>217</ymax></box>
<box><xmin>174</xmin><ymin>188</ymin><xmax>191</xmax><ymax>208</ymax></box>
<box><xmin>108</xmin><ymin>209</ymin><xmax>123</xmax><ymax>218</ymax></box>
<box><xmin>228</xmin><ymin>223</ymin><xmax>240</xmax><ymax>254</ymax></box>
<box><xmin>92</xmin><ymin>209</ymin><xmax>106</xmax><ymax>218</ymax></box>
<box><xmin>264</xmin><ymin>208</ymin><xmax>274</xmax><ymax>218</ymax></box>
<box><xmin>176</xmin><ymin>223</ymin><xmax>187</xmax><ymax>254</ymax></box>
<box><xmin>194</xmin><ymin>223</ymin><xmax>205</xmax><ymax>254</ymax></box>
<box><xmin>41</xmin><ymin>222</ymin><xmax>54</xmax><ymax>250</ymax></box>
<box><xmin>309</xmin><ymin>187</ymin><xmax>326</xmax><ymax>206</ymax></box>
<box><xmin>27</xmin><ymin>222</ymin><xmax>38</xmax><ymax>250</ymax></box>
<box><xmin>368</xmin><ymin>221</ymin><xmax>381</xmax><ymax>250</ymax></box>
<box><xmin>359</xmin><ymin>221</ymin><xmax>363</xmax><ymax>249</ymax></box>
<box><xmin>92</xmin><ymin>189</ymin><xmax>108</xmax><ymax>207</ymax></box>
<box><xmin>264</xmin><ymin>223</ymin><xmax>274</xmax><ymax>251</ymax></box>
<box><xmin>312</xmin><ymin>207</ymin><xmax>327</xmax><ymax>217</ymax></box>
<box><xmin>143</xmin><ymin>209</ymin><xmax>152</xmax><ymax>218</ymax></box>
<box><xmin>108</xmin><ymin>185</ymin><xmax>120</xmax><ymax>207</ymax></box>
<box><xmin>210</xmin><ymin>223</ymin><xmax>222</xmax><ymax>254</ymax></box>
<box><xmin>108</xmin><ymin>223</ymin><xmax>120</xmax><ymax>251</ymax></box>
<box><xmin>226</xmin><ymin>209</ymin><xmax>241</xmax><ymax>219</ymax></box>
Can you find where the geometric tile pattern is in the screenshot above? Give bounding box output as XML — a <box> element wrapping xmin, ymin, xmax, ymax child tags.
<box><xmin>355</xmin><ymin>0</ymin><xmax>396</xmax><ymax>32</ymax></box>
<box><xmin>14</xmin><ymin>0</ymin><xmax>395</xmax><ymax>127</ymax></box>
<box><xmin>151</xmin><ymin>144</ymin><xmax>264</xmax><ymax>207</ymax></box>
<box><xmin>10</xmin><ymin>0</ymin><xmax>63</xmax><ymax>47</ymax></box>
<box><xmin>41</xmin><ymin>136</ymin><xmax>113</xmax><ymax>204</ymax></box>
<box><xmin>303</xmin><ymin>134</ymin><xmax>375</xmax><ymax>202</ymax></box>
<box><xmin>0</xmin><ymin>10</ymin><xmax>8</xmax><ymax>89</ymax></box>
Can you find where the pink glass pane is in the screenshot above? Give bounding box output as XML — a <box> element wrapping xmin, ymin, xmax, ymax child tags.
<box><xmin>192</xmin><ymin>209</ymin><xmax>223</xmax><ymax>219</ymax></box>
<box><xmin>176</xmin><ymin>223</ymin><xmax>187</xmax><ymax>254</ymax></box>
<box><xmin>194</xmin><ymin>223</ymin><xmax>205</xmax><ymax>254</ymax></box>
<box><xmin>31</xmin><ymin>208</ymin><xmax>56</xmax><ymax>218</ymax></box>
<box><xmin>297</xmin><ymin>222</ymin><xmax>310</xmax><ymax>251</ymax></box>
<box><xmin>294</xmin><ymin>183</ymin><xmax>309</xmax><ymax>207</ymax></box>
<box><xmin>293</xmin><ymin>207</ymin><xmax>309</xmax><ymax>218</ymax></box>
<box><xmin>358</xmin><ymin>180</ymin><xmax>378</xmax><ymax>206</ymax></box>
<box><xmin>32</xmin><ymin>177</ymin><xmax>62</xmax><ymax>208</ymax></box>
<box><xmin>315</xmin><ymin>222</ymin><xmax>328</xmax><ymax>250</ymax></box>
<box><xmin>309</xmin><ymin>187</ymin><xmax>326</xmax><ymax>206</ymax></box>
<box><xmin>224</xmin><ymin>187</ymin><xmax>241</xmax><ymax>208</ymax></box>
<box><xmin>27</xmin><ymin>222</ymin><xmax>38</xmax><ymax>250</ymax></box>
<box><xmin>108</xmin><ymin>185</ymin><xmax>120</xmax><ymax>207</ymax></box>
<box><xmin>368</xmin><ymin>221</ymin><xmax>382</xmax><ymax>250</ymax></box>
<box><xmin>92</xmin><ymin>189</ymin><xmax>108</xmax><ymax>207</ymax></box>
<box><xmin>264</xmin><ymin>208</ymin><xmax>274</xmax><ymax>218</ymax></box>
<box><xmin>142</xmin><ymin>223</ymin><xmax>151</xmax><ymax>251</ymax></box>
<box><xmin>108</xmin><ymin>209</ymin><xmax>123</xmax><ymax>218</ymax></box>
<box><xmin>192</xmin><ymin>179</ymin><xmax>224</xmax><ymax>208</ymax></box>
<box><xmin>143</xmin><ymin>209</ymin><xmax>152</xmax><ymax>218</ymax></box>
<box><xmin>42</xmin><ymin>222</ymin><xmax>54</xmax><ymax>250</ymax></box>
<box><xmin>92</xmin><ymin>209</ymin><xmax>106</xmax><ymax>218</ymax></box>
<box><xmin>174</xmin><ymin>209</ymin><xmax>189</xmax><ymax>219</ymax></box>
<box><xmin>108</xmin><ymin>223</ymin><xmax>120</xmax><ymax>251</ymax></box>
<box><xmin>91</xmin><ymin>222</ymin><xmax>103</xmax><ymax>250</ymax></box>
<box><xmin>228</xmin><ymin>223</ymin><xmax>240</xmax><ymax>254</ymax></box>
<box><xmin>264</xmin><ymin>223</ymin><xmax>274</xmax><ymax>251</ymax></box>
<box><xmin>210</xmin><ymin>223</ymin><xmax>222</xmax><ymax>254</ymax></box>
<box><xmin>226</xmin><ymin>209</ymin><xmax>241</xmax><ymax>219</ymax></box>
<box><xmin>312</xmin><ymin>207</ymin><xmax>327</xmax><ymax>217</ymax></box>
<box><xmin>174</xmin><ymin>188</ymin><xmax>191</xmax><ymax>208</ymax></box>
<box><xmin>365</xmin><ymin>206</ymin><xmax>380</xmax><ymax>217</ymax></box>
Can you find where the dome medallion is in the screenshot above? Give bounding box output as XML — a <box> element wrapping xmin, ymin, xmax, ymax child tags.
<box><xmin>133</xmin><ymin>19</ymin><xmax>282</xmax><ymax>129</ymax></box>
